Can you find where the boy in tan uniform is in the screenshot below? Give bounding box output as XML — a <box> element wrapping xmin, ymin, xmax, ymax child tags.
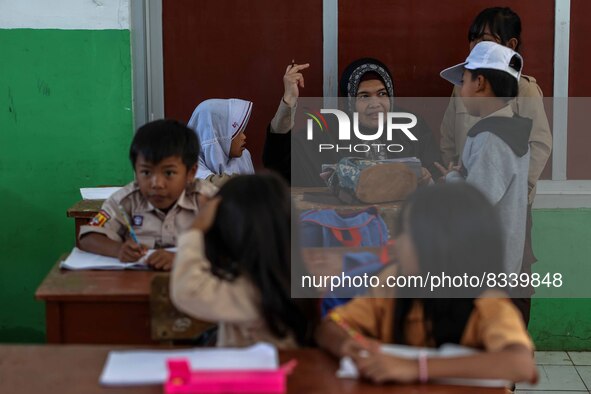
<box><xmin>79</xmin><ymin>119</ymin><xmax>217</xmax><ymax>271</ymax></box>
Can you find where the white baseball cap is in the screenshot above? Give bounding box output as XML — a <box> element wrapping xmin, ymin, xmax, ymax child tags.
<box><xmin>440</xmin><ymin>41</ymin><xmax>523</xmax><ymax>86</ymax></box>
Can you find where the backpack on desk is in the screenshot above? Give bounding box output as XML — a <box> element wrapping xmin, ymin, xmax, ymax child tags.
<box><xmin>299</xmin><ymin>208</ymin><xmax>391</xmax><ymax>315</ymax></box>
<box><xmin>299</xmin><ymin>208</ymin><xmax>388</xmax><ymax>248</ymax></box>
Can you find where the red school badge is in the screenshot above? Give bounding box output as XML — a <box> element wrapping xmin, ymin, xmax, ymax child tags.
<box><xmin>89</xmin><ymin>210</ymin><xmax>111</xmax><ymax>227</ymax></box>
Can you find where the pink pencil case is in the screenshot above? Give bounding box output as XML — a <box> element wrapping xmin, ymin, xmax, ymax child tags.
<box><xmin>164</xmin><ymin>358</ymin><xmax>297</xmax><ymax>393</ymax></box>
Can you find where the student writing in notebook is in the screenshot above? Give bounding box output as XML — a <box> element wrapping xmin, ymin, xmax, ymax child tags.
<box><xmin>316</xmin><ymin>183</ymin><xmax>537</xmax><ymax>384</ymax></box>
<box><xmin>79</xmin><ymin>119</ymin><xmax>217</xmax><ymax>271</ymax></box>
<box><xmin>170</xmin><ymin>173</ymin><xmax>316</xmax><ymax>348</ymax></box>
<box><xmin>187</xmin><ymin>98</ymin><xmax>255</xmax><ymax>187</ymax></box>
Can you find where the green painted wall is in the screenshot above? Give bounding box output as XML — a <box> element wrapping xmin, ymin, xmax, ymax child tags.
<box><xmin>529</xmin><ymin>209</ymin><xmax>591</xmax><ymax>350</ymax></box>
<box><xmin>0</xmin><ymin>29</ymin><xmax>133</xmax><ymax>342</ymax></box>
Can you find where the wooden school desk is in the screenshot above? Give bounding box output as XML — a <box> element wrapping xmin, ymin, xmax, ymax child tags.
<box><xmin>0</xmin><ymin>345</ymin><xmax>507</xmax><ymax>394</ymax></box>
<box><xmin>35</xmin><ymin>258</ymin><xmax>158</xmax><ymax>344</ymax></box>
<box><xmin>35</xmin><ymin>258</ymin><xmax>214</xmax><ymax>345</ymax></box>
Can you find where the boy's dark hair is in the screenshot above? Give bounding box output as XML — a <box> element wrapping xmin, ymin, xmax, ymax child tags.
<box><xmin>129</xmin><ymin>119</ymin><xmax>200</xmax><ymax>170</ymax></box>
<box><xmin>204</xmin><ymin>173</ymin><xmax>317</xmax><ymax>346</ymax></box>
<box><xmin>392</xmin><ymin>183</ymin><xmax>504</xmax><ymax>347</ymax></box>
<box><xmin>468</xmin><ymin>7</ymin><xmax>522</xmax><ymax>52</ymax></box>
<box><xmin>469</xmin><ymin>56</ymin><xmax>521</xmax><ymax>101</ymax></box>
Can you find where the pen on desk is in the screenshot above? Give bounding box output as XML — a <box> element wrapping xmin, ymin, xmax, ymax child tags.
<box><xmin>117</xmin><ymin>204</ymin><xmax>140</xmax><ymax>245</ymax></box>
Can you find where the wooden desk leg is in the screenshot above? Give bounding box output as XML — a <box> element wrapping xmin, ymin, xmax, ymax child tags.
<box><xmin>45</xmin><ymin>302</ymin><xmax>63</xmax><ymax>343</ymax></box>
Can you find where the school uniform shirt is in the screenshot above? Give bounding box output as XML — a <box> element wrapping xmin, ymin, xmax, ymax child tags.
<box><xmin>329</xmin><ymin>265</ymin><xmax>534</xmax><ymax>351</ymax></box>
<box><xmin>79</xmin><ymin>180</ymin><xmax>218</xmax><ymax>249</ymax></box>
<box><xmin>440</xmin><ymin>75</ymin><xmax>552</xmax><ymax>204</ymax></box>
<box><xmin>446</xmin><ymin>105</ymin><xmax>531</xmax><ymax>276</ymax></box>
<box><xmin>170</xmin><ymin>229</ymin><xmax>298</xmax><ymax>349</ymax></box>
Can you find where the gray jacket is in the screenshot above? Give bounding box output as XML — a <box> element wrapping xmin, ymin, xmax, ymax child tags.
<box><xmin>447</xmin><ymin>106</ymin><xmax>532</xmax><ymax>275</ymax></box>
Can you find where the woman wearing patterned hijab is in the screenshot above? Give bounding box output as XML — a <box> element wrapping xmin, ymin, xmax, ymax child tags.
<box><xmin>338</xmin><ymin>58</ymin><xmax>440</xmax><ymax>173</ymax></box>
<box><xmin>263</xmin><ymin>58</ymin><xmax>440</xmax><ymax>185</ymax></box>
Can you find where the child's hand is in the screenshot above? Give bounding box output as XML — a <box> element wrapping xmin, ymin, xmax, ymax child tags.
<box><xmin>352</xmin><ymin>351</ymin><xmax>419</xmax><ymax>384</ymax></box>
<box><xmin>340</xmin><ymin>337</ymin><xmax>380</xmax><ymax>358</ymax></box>
<box><xmin>283</xmin><ymin>62</ymin><xmax>310</xmax><ymax>107</ymax></box>
<box><xmin>417</xmin><ymin>167</ymin><xmax>433</xmax><ymax>186</ymax></box>
<box><xmin>192</xmin><ymin>197</ymin><xmax>222</xmax><ymax>232</ymax></box>
<box><xmin>146</xmin><ymin>250</ymin><xmax>175</xmax><ymax>271</ymax></box>
<box><xmin>434</xmin><ymin>161</ymin><xmax>462</xmax><ymax>178</ymax></box>
<box><xmin>118</xmin><ymin>239</ymin><xmax>148</xmax><ymax>262</ymax></box>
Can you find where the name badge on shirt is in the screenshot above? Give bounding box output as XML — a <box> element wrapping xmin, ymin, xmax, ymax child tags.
<box><xmin>133</xmin><ymin>215</ymin><xmax>143</xmax><ymax>227</ymax></box>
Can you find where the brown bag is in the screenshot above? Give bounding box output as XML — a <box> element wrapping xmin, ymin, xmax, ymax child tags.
<box><xmin>327</xmin><ymin>157</ymin><xmax>418</xmax><ymax>204</ymax></box>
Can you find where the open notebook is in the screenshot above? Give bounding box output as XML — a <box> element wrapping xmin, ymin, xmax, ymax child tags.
<box><xmin>60</xmin><ymin>247</ymin><xmax>175</xmax><ymax>270</ymax></box>
<box><xmin>338</xmin><ymin>343</ymin><xmax>510</xmax><ymax>388</ymax></box>
<box><xmin>99</xmin><ymin>343</ymin><xmax>278</xmax><ymax>386</ymax></box>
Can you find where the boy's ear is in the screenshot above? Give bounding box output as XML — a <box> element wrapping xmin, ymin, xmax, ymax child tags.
<box><xmin>475</xmin><ymin>75</ymin><xmax>487</xmax><ymax>93</ymax></box>
<box><xmin>507</xmin><ymin>38</ymin><xmax>518</xmax><ymax>51</ymax></box>
<box><xmin>188</xmin><ymin>164</ymin><xmax>198</xmax><ymax>179</ymax></box>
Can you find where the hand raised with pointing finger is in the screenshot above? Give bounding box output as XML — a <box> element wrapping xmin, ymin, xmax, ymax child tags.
<box><xmin>283</xmin><ymin>62</ymin><xmax>310</xmax><ymax>107</ymax></box>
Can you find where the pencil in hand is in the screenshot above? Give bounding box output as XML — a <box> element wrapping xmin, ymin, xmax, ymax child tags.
<box><xmin>330</xmin><ymin>311</ymin><xmax>370</xmax><ymax>350</ymax></box>
<box><xmin>117</xmin><ymin>204</ymin><xmax>140</xmax><ymax>245</ymax></box>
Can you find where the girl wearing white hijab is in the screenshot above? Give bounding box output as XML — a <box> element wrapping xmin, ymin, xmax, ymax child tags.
<box><xmin>188</xmin><ymin>98</ymin><xmax>254</xmax><ymax>187</ymax></box>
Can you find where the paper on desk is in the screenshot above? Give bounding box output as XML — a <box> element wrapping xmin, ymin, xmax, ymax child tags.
<box><xmin>99</xmin><ymin>343</ymin><xmax>279</xmax><ymax>386</ymax></box>
<box><xmin>337</xmin><ymin>343</ymin><xmax>509</xmax><ymax>387</ymax></box>
<box><xmin>80</xmin><ymin>187</ymin><xmax>121</xmax><ymax>200</ymax></box>
<box><xmin>60</xmin><ymin>247</ymin><xmax>176</xmax><ymax>270</ymax></box>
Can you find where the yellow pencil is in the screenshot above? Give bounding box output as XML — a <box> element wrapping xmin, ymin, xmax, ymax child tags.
<box><xmin>330</xmin><ymin>312</ymin><xmax>369</xmax><ymax>348</ymax></box>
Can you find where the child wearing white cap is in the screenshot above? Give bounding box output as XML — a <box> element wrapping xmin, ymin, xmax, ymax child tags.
<box><xmin>438</xmin><ymin>41</ymin><xmax>532</xmax><ymax>296</ymax></box>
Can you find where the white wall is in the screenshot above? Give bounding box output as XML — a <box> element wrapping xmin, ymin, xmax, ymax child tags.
<box><xmin>0</xmin><ymin>0</ymin><xmax>129</xmax><ymax>29</ymax></box>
